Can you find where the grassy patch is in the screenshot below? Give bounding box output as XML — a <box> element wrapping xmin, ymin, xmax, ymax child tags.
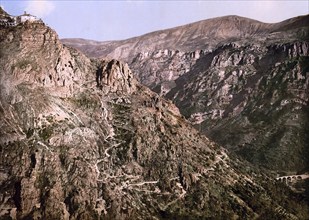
<box><xmin>299</xmin><ymin>56</ymin><xmax>309</xmax><ymax>74</ymax></box>
<box><xmin>26</xmin><ymin>128</ymin><xmax>34</xmax><ymax>138</ymax></box>
<box><xmin>12</xmin><ymin>59</ymin><xmax>37</xmax><ymax>71</ymax></box>
<box><xmin>72</xmin><ymin>93</ymin><xmax>99</xmax><ymax>109</ymax></box>
<box><xmin>38</xmin><ymin>126</ymin><xmax>53</xmax><ymax>141</ymax></box>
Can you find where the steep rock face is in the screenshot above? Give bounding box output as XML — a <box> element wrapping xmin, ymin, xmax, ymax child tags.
<box><xmin>1</xmin><ymin>12</ymin><xmax>309</xmax><ymax>219</ymax></box>
<box><xmin>96</xmin><ymin>59</ymin><xmax>136</xmax><ymax>94</ymax></box>
<box><xmin>166</xmin><ymin>41</ymin><xmax>309</xmax><ymax>173</ymax></box>
<box><xmin>130</xmin><ymin>49</ymin><xmax>205</xmax><ymax>95</ymax></box>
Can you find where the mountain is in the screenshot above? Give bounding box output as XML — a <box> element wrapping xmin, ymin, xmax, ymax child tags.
<box><xmin>61</xmin><ymin>14</ymin><xmax>309</xmax><ymax>63</ymax></box>
<box><xmin>62</xmin><ymin>15</ymin><xmax>309</xmax><ymax>94</ymax></box>
<box><xmin>1</xmin><ymin>9</ymin><xmax>309</xmax><ymax>219</ymax></box>
<box><xmin>63</xmin><ymin>15</ymin><xmax>309</xmax><ymax>175</ymax></box>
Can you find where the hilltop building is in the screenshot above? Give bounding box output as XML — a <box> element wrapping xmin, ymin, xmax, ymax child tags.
<box><xmin>0</xmin><ymin>8</ymin><xmax>42</xmax><ymax>27</ymax></box>
<box><xmin>18</xmin><ymin>11</ymin><xmax>39</xmax><ymax>23</ymax></box>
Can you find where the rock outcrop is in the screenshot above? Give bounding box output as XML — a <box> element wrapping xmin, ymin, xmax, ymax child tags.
<box><xmin>1</xmin><ymin>10</ymin><xmax>309</xmax><ymax>219</ymax></box>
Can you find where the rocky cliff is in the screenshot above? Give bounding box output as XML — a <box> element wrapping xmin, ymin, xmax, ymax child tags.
<box><xmin>63</xmin><ymin>15</ymin><xmax>309</xmax><ymax>176</ymax></box>
<box><xmin>167</xmin><ymin>41</ymin><xmax>309</xmax><ymax>173</ymax></box>
<box><xmin>1</xmin><ymin>11</ymin><xmax>309</xmax><ymax>219</ymax></box>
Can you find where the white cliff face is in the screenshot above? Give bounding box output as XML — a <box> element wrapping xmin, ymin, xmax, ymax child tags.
<box><xmin>130</xmin><ymin>49</ymin><xmax>208</xmax><ymax>95</ymax></box>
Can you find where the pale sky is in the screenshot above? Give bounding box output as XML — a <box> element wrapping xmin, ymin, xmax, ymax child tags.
<box><xmin>1</xmin><ymin>1</ymin><xmax>308</xmax><ymax>41</ymax></box>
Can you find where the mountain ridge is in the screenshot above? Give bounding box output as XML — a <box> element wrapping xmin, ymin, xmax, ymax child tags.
<box><xmin>62</xmin><ymin>14</ymin><xmax>309</xmax><ymax>44</ymax></box>
<box><xmin>62</xmin><ymin>14</ymin><xmax>309</xmax><ymax>61</ymax></box>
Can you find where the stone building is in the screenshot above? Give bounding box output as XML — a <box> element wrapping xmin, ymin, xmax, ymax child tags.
<box><xmin>0</xmin><ymin>8</ymin><xmax>41</xmax><ymax>27</ymax></box>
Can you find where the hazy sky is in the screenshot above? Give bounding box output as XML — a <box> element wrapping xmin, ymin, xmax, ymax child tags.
<box><xmin>1</xmin><ymin>1</ymin><xmax>308</xmax><ymax>41</ymax></box>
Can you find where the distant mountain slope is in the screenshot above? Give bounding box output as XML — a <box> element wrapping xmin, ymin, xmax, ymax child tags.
<box><xmin>62</xmin><ymin>15</ymin><xmax>309</xmax><ymax>63</ymax></box>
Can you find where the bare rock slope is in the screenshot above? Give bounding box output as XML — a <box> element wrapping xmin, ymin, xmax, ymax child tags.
<box><xmin>1</xmin><ymin>11</ymin><xmax>309</xmax><ymax>219</ymax></box>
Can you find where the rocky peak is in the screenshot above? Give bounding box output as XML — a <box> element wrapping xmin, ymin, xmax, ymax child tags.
<box><xmin>96</xmin><ymin>59</ymin><xmax>136</xmax><ymax>94</ymax></box>
<box><xmin>0</xmin><ymin>21</ymin><xmax>91</xmax><ymax>101</ymax></box>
